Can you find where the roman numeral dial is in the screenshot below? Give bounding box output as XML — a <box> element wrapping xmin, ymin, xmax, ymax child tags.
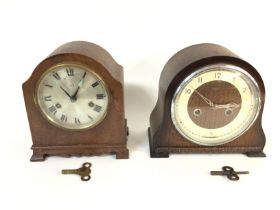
<box><xmin>36</xmin><ymin>64</ymin><xmax>109</xmax><ymax>130</ymax></box>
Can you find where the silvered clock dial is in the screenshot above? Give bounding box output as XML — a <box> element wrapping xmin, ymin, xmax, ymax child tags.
<box><xmin>36</xmin><ymin>64</ymin><xmax>109</xmax><ymax>130</ymax></box>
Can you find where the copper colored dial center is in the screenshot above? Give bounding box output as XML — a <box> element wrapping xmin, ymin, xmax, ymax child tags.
<box><xmin>188</xmin><ymin>81</ymin><xmax>241</xmax><ymax>129</ymax></box>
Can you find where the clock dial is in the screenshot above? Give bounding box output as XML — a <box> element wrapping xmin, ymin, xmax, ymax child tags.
<box><xmin>171</xmin><ymin>64</ymin><xmax>261</xmax><ymax>146</ymax></box>
<box><xmin>36</xmin><ymin>64</ymin><xmax>109</xmax><ymax>130</ymax></box>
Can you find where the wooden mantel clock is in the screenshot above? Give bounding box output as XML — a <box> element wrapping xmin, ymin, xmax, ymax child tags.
<box><xmin>23</xmin><ymin>41</ymin><xmax>129</xmax><ymax>161</ymax></box>
<box><xmin>148</xmin><ymin>43</ymin><xmax>266</xmax><ymax>158</ymax></box>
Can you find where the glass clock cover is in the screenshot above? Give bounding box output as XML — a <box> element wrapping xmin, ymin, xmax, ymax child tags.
<box><xmin>36</xmin><ymin>64</ymin><xmax>109</xmax><ymax>130</ymax></box>
<box><xmin>171</xmin><ymin>64</ymin><xmax>261</xmax><ymax>146</ymax></box>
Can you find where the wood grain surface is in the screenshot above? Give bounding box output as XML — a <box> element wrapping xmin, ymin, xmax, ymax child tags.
<box><xmin>149</xmin><ymin>43</ymin><xmax>266</xmax><ymax>158</ymax></box>
<box><xmin>23</xmin><ymin>41</ymin><xmax>129</xmax><ymax>161</ymax></box>
<box><xmin>188</xmin><ymin>81</ymin><xmax>241</xmax><ymax>129</ymax></box>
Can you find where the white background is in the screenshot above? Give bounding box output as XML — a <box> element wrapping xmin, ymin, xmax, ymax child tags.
<box><xmin>0</xmin><ymin>0</ymin><xmax>279</xmax><ymax>209</ymax></box>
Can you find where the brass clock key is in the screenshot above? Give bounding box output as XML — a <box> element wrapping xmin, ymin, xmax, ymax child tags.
<box><xmin>210</xmin><ymin>166</ymin><xmax>249</xmax><ymax>181</ymax></box>
<box><xmin>62</xmin><ymin>162</ymin><xmax>92</xmax><ymax>181</ymax></box>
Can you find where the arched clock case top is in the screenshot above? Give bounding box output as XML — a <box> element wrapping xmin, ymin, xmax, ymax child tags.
<box><xmin>23</xmin><ymin>41</ymin><xmax>129</xmax><ymax>161</ymax></box>
<box><xmin>148</xmin><ymin>43</ymin><xmax>266</xmax><ymax>158</ymax></box>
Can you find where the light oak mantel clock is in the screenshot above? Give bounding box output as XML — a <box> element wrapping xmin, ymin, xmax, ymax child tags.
<box><xmin>23</xmin><ymin>41</ymin><xmax>129</xmax><ymax>161</ymax></box>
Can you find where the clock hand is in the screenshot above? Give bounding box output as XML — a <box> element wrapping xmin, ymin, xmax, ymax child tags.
<box><xmin>191</xmin><ymin>86</ymin><xmax>215</xmax><ymax>107</ymax></box>
<box><xmin>190</xmin><ymin>87</ymin><xmax>240</xmax><ymax>110</ymax></box>
<box><xmin>72</xmin><ymin>72</ymin><xmax>87</xmax><ymax>100</ymax></box>
<box><xmin>214</xmin><ymin>102</ymin><xmax>241</xmax><ymax>110</ymax></box>
<box><xmin>60</xmin><ymin>86</ymin><xmax>72</xmax><ymax>99</ymax></box>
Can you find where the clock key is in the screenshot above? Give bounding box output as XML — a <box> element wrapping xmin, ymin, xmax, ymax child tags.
<box><xmin>210</xmin><ymin>166</ymin><xmax>249</xmax><ymax>181</ymax></box>
<box><xmin>62</xmin><ymin>162</ymin><xmax>92</xmax><ymax>181</ymax></box>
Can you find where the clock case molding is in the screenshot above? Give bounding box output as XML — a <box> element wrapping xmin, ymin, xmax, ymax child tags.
<box><xmin>148</xmin><ymin>43</ymin><xmax>266</xmax><ymax>158</ymax></box>
<box><xmin>23</xmin><ymin>41</ymin><xmax>129</xmax><ymax>161</ymax></box>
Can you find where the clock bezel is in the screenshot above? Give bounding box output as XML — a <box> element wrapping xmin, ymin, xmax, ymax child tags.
<box><xmin>34</xmin><ymin>62</ymin><xmax>110</xmax><ymax>131</ymax></box>
<box><xmin>171</xmin><ymin>63</ymin><xmax>262</xmax><ymax>146</ymax></box>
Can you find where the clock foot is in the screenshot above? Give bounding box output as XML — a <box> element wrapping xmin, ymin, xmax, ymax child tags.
<box><xmin>116</xmin><ymin>149</ymin><xmax>129</xmax><ymax>159</ymax></box>
<box><xmin>30</xmin><ymin>153</ymin><xmax>46</xmax><ymax>161</ymax></box>
<box><xmin>148</xmin><ymin>127</ymin><xmax>169</xmax><ymax>158</ymax></box>
<box><xmin>246</xmin><ymin>151</ymin><xmax>266</xmax><ymax>157</ymax></box>
<box><xmin>150</xmin><ymin>152</ymin><xmax>170</xmax><ymax>158</ymax></box>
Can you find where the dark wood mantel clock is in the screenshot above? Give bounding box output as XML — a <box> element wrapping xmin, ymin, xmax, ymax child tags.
<box><xmin>148</xmin><ymin>43</ymin><xmax>266</xmax><ymax>158</ymax></box>
<box><xmin>23</xmin><ymin>41</ymin><xmax>129</xmax><ymax>161</ymax></box>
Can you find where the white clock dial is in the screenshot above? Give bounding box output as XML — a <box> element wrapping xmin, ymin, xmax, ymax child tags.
<box><xmin>36</xmin><ymin>64</ymin><xmax>109</xmax><ymax>130</ymax></box>
<box><xmin>171</xmin><ymin>64</ymin><xmax>261</xmax><ymax>146</ymax></box>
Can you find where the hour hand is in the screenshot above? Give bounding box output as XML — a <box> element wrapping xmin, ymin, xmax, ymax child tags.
<box><xmin>214</xmin><ymin>102</ymin><xmax>241</xmax><ymax>110</ymax></box>
<box><xmin>72</xmin><ymin>72</ymin><xmax>87</xmax><ymax>99</ymax></box>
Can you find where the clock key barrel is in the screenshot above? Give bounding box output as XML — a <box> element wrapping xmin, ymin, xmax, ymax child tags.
<box><xmin>210</xmin><ymin>171</ymin><xmax>249</xmax><ymax>175</ymax></box>
<box><xmin>210</xmin><ymin>166</ymin><xmax>249</xmax><ymax>181</ymax></box>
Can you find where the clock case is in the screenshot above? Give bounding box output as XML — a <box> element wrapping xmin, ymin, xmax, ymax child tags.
<box><xmin>23</xmin><ymin>41</ymin><xmax>129</xmax><ymax>161</ymax></box>
<box><xmin>148</xmin><ymin>43</ymin><xmax>266</xmax><ymax>158</ymax></box>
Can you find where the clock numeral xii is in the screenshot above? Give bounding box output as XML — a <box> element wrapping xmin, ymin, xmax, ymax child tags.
<box><xmin>66</xmin><ymin>68</ymin><xmax>74</xmax><ymax>76</ymax></box>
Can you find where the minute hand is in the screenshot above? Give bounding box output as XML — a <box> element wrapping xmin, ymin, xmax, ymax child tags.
<box><xmin>60</xmin><ymin>86</ymin><xmax>72</xmax><ymax>99</ymax></box>
<box><xmin>191</xmin><ymin>87</ymin><xmax>215</xmax><ymax>107</ymax></box>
